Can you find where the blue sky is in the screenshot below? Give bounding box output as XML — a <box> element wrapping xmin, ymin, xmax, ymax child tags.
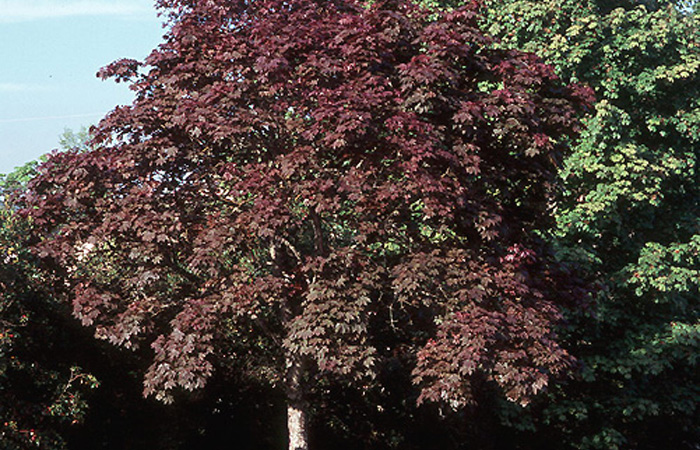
<box><xmin>0</xmin><ymin>0</ymin><xmax>165</xmax><ymax>175</ymax></box>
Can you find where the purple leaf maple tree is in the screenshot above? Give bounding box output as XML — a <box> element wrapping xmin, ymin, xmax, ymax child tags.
<box><xmin>20</xmin><ymin>0</ymin><xmax>592</xmax><ymax>448</ymax></box>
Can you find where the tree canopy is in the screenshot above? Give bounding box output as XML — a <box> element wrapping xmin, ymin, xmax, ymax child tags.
<box><xmin>20</xmin><ymin>0</ymin><xmax>590</xmax><ymax>448</ymax></box>
<box><xmin>479</xmin><ymin>0</ymin><xmax>700</xmax><ymax>448</ymax></box>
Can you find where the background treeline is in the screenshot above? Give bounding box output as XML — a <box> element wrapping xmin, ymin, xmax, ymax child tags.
<box><xmin>1</xmin><ymin>0</ymin><xmax>697</xmax><ymax>449</ymax></box>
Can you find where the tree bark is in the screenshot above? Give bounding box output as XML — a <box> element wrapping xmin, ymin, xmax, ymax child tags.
<box><xmin>286</xmin><ymin>353</ymin><xmax>309</xmax><ymax>450</ymax></box>
<box><xmin>271</xmin><ymin>240</ymin><xmax>310</xmax><ymax>450</ymax></box>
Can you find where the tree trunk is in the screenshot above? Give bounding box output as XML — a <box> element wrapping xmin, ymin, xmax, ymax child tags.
<box><xmin>286</xmin><ymin>354</ymin><xmax>309</xmax><ymax>450</ymax></box>
<box><xmin>271</xmin><ymin>240</ymin><xmax>310</xmax><ymax>450</ymax></box>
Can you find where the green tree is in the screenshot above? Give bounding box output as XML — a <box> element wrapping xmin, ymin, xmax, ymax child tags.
<box><xmin>57</xmin><ymin>127</ymin><xmax>93</xmax><ymax>154</ymax></box>
<box><xmin>477</xmin><ymin>1</ymin><xmax>699</xmax><ymax>448</ymax></box>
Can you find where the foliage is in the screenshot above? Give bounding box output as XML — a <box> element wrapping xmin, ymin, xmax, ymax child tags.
<box><xmin>0</xmin><ymin>161</ymin><xmax>43</xmax><ymax>201</ymax></box>
<box><xmin>477</xmin><ymin>0</ymin><xmax>700</xmax><ymax>448</ymax></box>
<box><xmin>1</xmin><ymin>163</ymin><xmax>99</xmax><ymax>450</ymax></box>
<box><xmin>57</xmin><ymin>127</ymin><xmax>93</xmax><ymax>154</ymax></box>
<box><xmin>19</xmin><ymin>0</ymin><xmax>589</xmax><ymax>444</ymax></box>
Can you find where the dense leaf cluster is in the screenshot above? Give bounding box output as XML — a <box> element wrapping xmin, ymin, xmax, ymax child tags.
<box><xmin>479</xmin><ymin>0</ymin><xmax>700</xmax><ymax>448</ymax></box>
<box><xmin>1</xmin><ymin>165</ymin><xmax>98</xmax><ymax>450</ymax></box>
<box><xmin>20</xmin><ymin>0</ymin><xmax>587</xmax><ymax>423</ymax></box>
